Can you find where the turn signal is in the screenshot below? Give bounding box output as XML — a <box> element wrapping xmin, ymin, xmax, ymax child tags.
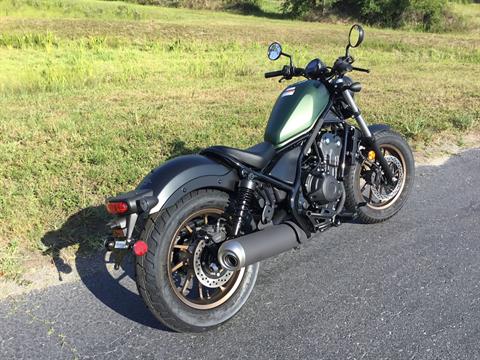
<box><xmin>133</xmin><ymin>241</ymin><xmax>148</xmax><ymax>256</ymax></box>
<box><xmin>106</xmin><ymin>201</ymin><xmax>129</xmax><ymax>215</ymax></box>
<box><xmin>367</xmin><ymin>150</ymin><xmax>376</xmax><ymax>161</ymax></box>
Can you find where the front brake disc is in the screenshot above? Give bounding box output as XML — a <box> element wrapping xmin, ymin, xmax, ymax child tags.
<box><xmin>371</xmin><ymin>155</ymin><xmax>403</xmax><ymax>202</ymax></box>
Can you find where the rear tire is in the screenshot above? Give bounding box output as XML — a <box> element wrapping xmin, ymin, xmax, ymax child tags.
<box><xmin>135</xmin><ymin>189</ymin><xmax>259</xmax><ymax>332</ymax></box>
<box><xmin>344</xmin><ymin>130</ymin><xmax>415</xmax><ymax>223</ymax></box>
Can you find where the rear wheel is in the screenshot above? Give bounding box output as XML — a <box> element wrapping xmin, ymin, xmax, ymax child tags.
<box><xmin>136</xmin><ymin>189</ymin><xmax>259</xmax><ymax>332</ymax></box>
<box><xmin>344</xmin><ymin>130</ymin><xmax>415</xmax><ymax>223</ymax></box>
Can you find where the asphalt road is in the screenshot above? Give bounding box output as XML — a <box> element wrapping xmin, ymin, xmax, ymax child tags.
<box><xmin>1</xmin><ymin>149</ymin><xmax>480</xmax><ymax>360</ymax></box>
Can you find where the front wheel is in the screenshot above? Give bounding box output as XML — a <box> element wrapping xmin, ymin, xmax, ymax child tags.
<box><xmin>135</xmin><ymin>189</ymin><xmax>259</xmax><ymax>332</ymax></box>
<box><xmin>344</xmin><ymin>129</ymin><xmax>415</xmax><ymax>223</ymax></box>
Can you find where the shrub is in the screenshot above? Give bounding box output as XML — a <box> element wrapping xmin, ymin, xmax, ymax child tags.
<box><xmin>123</xmin><ymin>0</ymin><xmax>258</xmax><ymax>10</ymax></box>
<box><xmin>223</xmin><ymin>0</ymin><xmax>262</xmax><ymax>13</ymax></box>
<box><xmin>402</xmin><ymin>0</ymin><xmax>447</xmax><ymax>31</ymax></box>
<box><xmin>281</xmin><ymin>0</ymin><xmax>452</xmax><ymax>31</ymax></box>
<box><xmin>282</xmin><ymin>0</ymin><xmax>337</xmax><ymax>17</ymax></box>
<box><xmin>124</xmin><ymin>0</ymin><xmax>224</xmax><ymax>9</ymax></box>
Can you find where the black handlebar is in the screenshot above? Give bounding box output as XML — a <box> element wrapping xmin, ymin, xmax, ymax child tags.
<box><xmin>264</xmin><ymin>69</ymin><xmax>285</xmax><ymax>78</ymax></box>
<box><xmin>265</xmin><ymin>57</ymin><xmax>368</xmax><ymax>81</ymax></box>
<box><xmin>292</xmin><ymin>67</ymin><xmax>305</xmax><ymax>76</ymax></box>
<box><xmin>265</xmin><ymin>66</ymin><xmax>305</xmax><ymax>79</ymax></box>
<box><xmin>331</xmin><ymin>56</ymin><xmax>371</xmax><ymax>76</ymax></box>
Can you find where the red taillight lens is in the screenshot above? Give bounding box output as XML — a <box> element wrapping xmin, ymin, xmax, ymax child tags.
<box><xmin>133</xmin><ymin>240</ymin><xmax>148</xmax><ymax>256</ymax></box>
<box><xmin>106</xmin><ymin>201</ymin><xmax>129</xmax><ymax>215</ymax></box>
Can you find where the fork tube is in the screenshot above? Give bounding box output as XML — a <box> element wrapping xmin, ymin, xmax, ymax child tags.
<box><xmin>342</xmin><ymin>90</ymin><xmax>371</xmax><ymax>137</ymax></box>
<box><xmin>342</xmin><ymin>90</ymin><xmax>394</xmax><ymax>184</ymax></box>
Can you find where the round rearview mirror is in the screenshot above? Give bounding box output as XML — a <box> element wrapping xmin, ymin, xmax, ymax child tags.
<box><xmin>348</xmin><ymin>24</ymin><xmax>365</xmax><ymax>48</ymax></box>
<box><xmin>267</xmin><ymin>42</ymin><xmax>282</xmax><ymax>61</ymax></box>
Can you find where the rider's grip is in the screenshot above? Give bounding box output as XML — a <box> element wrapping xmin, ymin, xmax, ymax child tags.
<box><xmin>264</xmin><ymin>70</ymin><xmax>285</xmax><ymax>78</ymax></box>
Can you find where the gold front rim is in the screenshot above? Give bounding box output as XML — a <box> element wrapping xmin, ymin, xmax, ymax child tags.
<box><xmin>359</xmin><ymin>144</ymin><xmax>407</xmax><ymax>210</ymax></box>
<box><xmin>167</xmin><ymin>208</ymin><xmax>245</xmax><ymax>310</ymax></box>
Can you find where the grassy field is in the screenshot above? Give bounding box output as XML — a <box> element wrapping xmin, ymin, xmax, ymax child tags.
<box><xmin>450</xmin><ymin>2</ymin><xmax>480</xmax><ymax>34</ymax></box>
<box><xmin>0</xmin><ymin>0</ymin><xmax>479</xmax><ymax>280</ymax></box>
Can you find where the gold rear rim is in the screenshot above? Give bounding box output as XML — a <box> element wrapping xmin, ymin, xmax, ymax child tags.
<box><xmin>167</xmin><ymin>208</ymin><xmax>245</xmax><ymax>310</ymax></box>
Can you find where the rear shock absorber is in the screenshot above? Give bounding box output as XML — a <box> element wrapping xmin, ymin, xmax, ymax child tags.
<box><xmin>232</xmin><ymin>178</ymin><xmax>256</xmax><ymax>236</ymax></box>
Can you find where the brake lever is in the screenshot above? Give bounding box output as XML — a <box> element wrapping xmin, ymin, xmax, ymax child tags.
<box><xmin>352</xmin><ymin>66</ymin><xmax>370</xmax><ymax>73</ymax></box>
<box><xmin>279</xmin><ymin>77</ymin><xmax>292</xmax><ymax>83</ymax></box>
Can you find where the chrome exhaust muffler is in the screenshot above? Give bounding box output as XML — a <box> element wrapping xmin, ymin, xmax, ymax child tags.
<box><xmin>218</xmin><ymin>221</ymin><xmax>307</xmax><ymax>271</ymax></box>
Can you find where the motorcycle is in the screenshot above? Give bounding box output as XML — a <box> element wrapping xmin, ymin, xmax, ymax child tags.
<box><xmin>105</xmin><ymin>24</ymin><xmax>415</xmax><ymax>332</ymax></box>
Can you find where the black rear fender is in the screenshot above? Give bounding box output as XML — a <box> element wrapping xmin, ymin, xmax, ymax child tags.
<box><xmin>136</xmin><ymin>154</ymin><xmax>238</xmax><ymax>214</ymax></box>
<box><xmin>106</xmin><ymin>154</ymin><xmax>238</xmax><ymax>244</ymax></box>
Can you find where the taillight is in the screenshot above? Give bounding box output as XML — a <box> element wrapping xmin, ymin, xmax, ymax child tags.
<box><xmin>106</xmin><ymin>201</ymin><xmax>129</xmax><ymax>215</ymax></box>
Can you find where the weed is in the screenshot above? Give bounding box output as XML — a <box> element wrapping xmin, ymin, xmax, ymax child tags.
<box><xmin>451</xmin><ymin>113</ymin><xmax>476</xmax><ymax>130</ymax></box>
<box><xmin>0</xmin><ymin>240</ymin><xmax>23</xmax><ymax>281</ymax></box>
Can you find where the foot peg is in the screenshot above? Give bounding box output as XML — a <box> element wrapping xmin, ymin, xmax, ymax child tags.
<box><xmin>338</xmin><ymin>212</ymin><xmax>355</xmax><ymax>219</ymax></box>
<box><xmin>356</xmin><ymin>202</ymin><xmax>367</xmax><ymax>209</ymax></box>
<box><xmin>336</xmin><ymin>212</ymin><xmax>358</xmax><ymax>222</ymax></box>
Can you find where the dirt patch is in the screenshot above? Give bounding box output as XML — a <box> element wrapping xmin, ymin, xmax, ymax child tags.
<box><xmin>0</xmin><ymin>251</ymin><xmax>108</xmax><ymax>300</ymax></box>
<box><xmin>414</xmin><ymin>131</ymin><xmax>480</xmax><ymax>166</ymax></box>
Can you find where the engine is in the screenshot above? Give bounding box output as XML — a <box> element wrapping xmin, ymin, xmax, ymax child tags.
<box><xmin>304</xmin><ymin>132</ymin><xmax>343</xmax><ymax>207</ymax></box>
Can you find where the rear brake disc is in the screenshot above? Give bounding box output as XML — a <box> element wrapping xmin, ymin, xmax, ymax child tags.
<box><xmin>193</xmin><ymin>240</ymin><xmax>233</xmax><ymax>288</ymax></box>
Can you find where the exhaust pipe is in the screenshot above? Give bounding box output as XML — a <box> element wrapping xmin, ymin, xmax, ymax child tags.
<box><xmin>218</xmin><ymin>221</ymin><xmax>307</xmax><ymax>271</ymax></box>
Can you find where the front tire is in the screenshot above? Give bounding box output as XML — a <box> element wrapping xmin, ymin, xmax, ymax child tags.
<box><xmin>136</xmin><ymin>189</ymin><xmax>259</xmax><ymax>332</ymax></box>
<box><xmin>344</xmin><ymin>130</ymin><xmax>415</xmax><ymax>223</ymax></box>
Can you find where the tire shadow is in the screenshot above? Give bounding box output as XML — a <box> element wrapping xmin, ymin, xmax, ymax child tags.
<box><xmin>41</xmin><ymin>206</ymin><xmax>169</xmax><ymax>330</ymax></box>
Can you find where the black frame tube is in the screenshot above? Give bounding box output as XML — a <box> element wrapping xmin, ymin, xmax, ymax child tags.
<box><xmin>202</xmin><ymin>97</ymin><xmax>344</xmax><ymax>237</ymax></box>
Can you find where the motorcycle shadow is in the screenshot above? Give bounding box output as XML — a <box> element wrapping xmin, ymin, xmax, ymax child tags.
<box><xmin>40</xmin><ymin>139</ymin><xmax>205</xmax><ymax>331</ymax></box>
<box><xmin>41</xmin><ymin>205</ymin><xmax>170</xmax><ymax>331</ymax></box>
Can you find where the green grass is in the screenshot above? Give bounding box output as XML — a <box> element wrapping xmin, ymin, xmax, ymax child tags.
<box><xmin>450</xmin><ymin>2</ymin><xmax>480</xmax><ymax>33</ymax></box>
<box><xmin>0</xmin><ymin>0</ymin><xmax>479</xmax><ymax>280</ymax></box>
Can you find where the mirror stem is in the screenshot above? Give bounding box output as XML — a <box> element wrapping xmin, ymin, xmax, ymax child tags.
<box><xmin>282</xmin><ymin>52</ymin><xmax>293</xmax><ymax>68</ymax></box>
<box><xmin>345</xmin><ymin>44</ymin><xmax>351</xmax><ymax>58</ymax></box>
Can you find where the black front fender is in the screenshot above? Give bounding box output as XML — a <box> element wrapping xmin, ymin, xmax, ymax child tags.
<box><xmin>368</xmin><ymin>124</ymin><xmax>390</xmax><ymax>135</ymax></box>
<box><xmin>137</xmin><ymin>154</ymin><xmax>238</xmax><ymax>214</ymax></box>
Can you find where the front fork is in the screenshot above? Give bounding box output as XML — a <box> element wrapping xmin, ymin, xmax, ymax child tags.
<box><xmin>342</xmin><ymin>90</ymin><xmax>395</xmax><ymax>185</ymax></box>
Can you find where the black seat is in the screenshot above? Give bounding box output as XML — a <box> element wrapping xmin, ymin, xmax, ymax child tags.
<box><xmin>203</xmin><ymin>141</ymin><xmax>276</xmax><ymax>169</ymax></box>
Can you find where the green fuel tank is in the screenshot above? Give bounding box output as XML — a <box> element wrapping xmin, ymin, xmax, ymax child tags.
<box><xmin>264</xmin><ymin>80</ymin><xmax>330</xmax><ymax>148</ymax></box>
